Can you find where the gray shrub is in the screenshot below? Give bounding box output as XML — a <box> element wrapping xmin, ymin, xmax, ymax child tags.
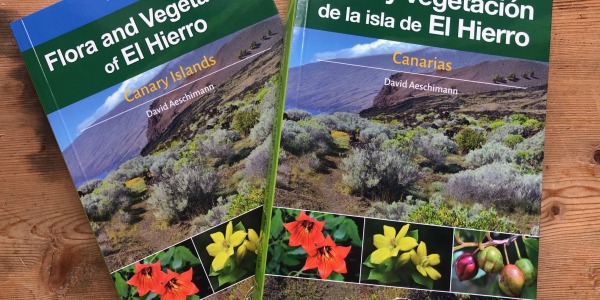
<box><xmin>250</xmin><ymin>107</ymin><xmax>275</xmax><ymax>144</ymax></box>
<box><xmin>281</xmin><ymin>120</ymin><xmax>332</xmax><ymax>155</ymax></box>
<box><xmin>245</xmin><ymin>137</ymin><xmax>272</xmax><ymax>178</ymax></box>
<box><xmin>487</xmin><ymin>123</ymin><xmax>525</xmax><ymax>143</ymax></box>
<box><xmin>148</xmin><ymin>164</ymin><xmax>220</xmax><ymax>223</ymax></box>
<box><xmin>446</xmin><ymin>163</ymin><xmax>541</xmax><ymax>213</ymax></box>
<box><xmin>284</xmin><ymin>109</ymin><xmax>313</xmax><ymax>122</ymax></box>
<box><xmin>466</xmin><ymin>141</ymin><xmax>517</xmax><ymax>168</ymax></box>
<box><xmin>415</xmin><ymin>129</ymin><xmax>457</xmax><ymax>167</ymax></box>
<box><xmin>342</xmin><ymin>145</ymin><xmax>420</xmax><ymax>198</ymax></box>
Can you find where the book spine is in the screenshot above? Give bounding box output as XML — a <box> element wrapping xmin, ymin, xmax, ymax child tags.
<box><xmin>254</xmin><ymin>1</ymin><xmax>298</xmax><ymax>299</ymax></box>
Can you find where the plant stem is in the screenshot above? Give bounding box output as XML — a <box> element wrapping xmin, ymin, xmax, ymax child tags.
<box><xmin>455</xmin><ymin>232</ymin><xmax>465</xmax><ymax>245</ymax></box>
<box><xmin>514</xmin><ymin>239</ymin><xmax>522</xmax><ymax>260</ymax></box>
<box><xmin>503</xmin><ymin>244</ymin><xmax>510</xmax><ymax>265</ymax></box>
<box><xmin>453</xmin><ymin>236</ymin><xmax>519</xmax><ymax>252</ymax></box>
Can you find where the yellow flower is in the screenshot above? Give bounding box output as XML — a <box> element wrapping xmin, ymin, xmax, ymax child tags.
<box><xmin>236</xmin><ymin>229</ymin><xmax>260</xmax><ymax>263</ymax></box>
<box><xmin>410</xmin><ymin>242</ymin><xmax>442</xmax><ymax>280</ymax></box>
<box><xmin>206</xmin><ymin>222</ymin><xmax>247</xmax><ymax>271</ymax></box>
<box><xmin>371</xmin><ymin>224</ymin><xmax>418</xmax><ymax>264</ymax></box>
<box><xmin>398</xmin><ymin>251</ymin><xmax>412</xmax><ymax>266</ymax></box>
<box><xmin>245</xmin><ymin>229</ymin><xmax>260</xmax><ymax>254</ymax></box>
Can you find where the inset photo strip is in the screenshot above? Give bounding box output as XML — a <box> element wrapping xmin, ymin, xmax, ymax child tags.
<box><xmin>361</xmin><ymin>219</ymin><xmax>454</xmax><ymax>292</ymax></box>
<box><xmin>192</xmin><ymin>208</ymin><xmax>262</xmax><ymax>293</ymax></box>
<box><xmin>451</xmin><ymin>229</ymin><xmax>539</xmax><ymax>299</ymax></box>
<box><xmin>111</xmin><ymin>239</ymin><xmax>212</xmax><ymax>299</ymax></box>
<box><xmin>266</xmin><ymin>208</ymin><xmax>364</xmax><ymax>283</ymax></box>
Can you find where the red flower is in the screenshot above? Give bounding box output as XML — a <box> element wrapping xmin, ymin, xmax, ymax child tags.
<box><xmin>302</xmin><ymin>235</ymin><xmax>351</xmax><ymax>279</ymax></box>
<box><xmin>155</xmin><ymin>268</ymin><xmax>200</xmax><ymax>300</ymax></box>
<box><xmin>283</xmin><ymin>211</ymin><xmax>325</xmax><ymax>248</ymax></box>
<box><xmin>126</xmin><ymin>261</ymin><xmax>166</xmax><ymax>296</ymax></box>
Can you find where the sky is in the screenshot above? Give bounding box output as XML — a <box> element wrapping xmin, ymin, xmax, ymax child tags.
<box><xmin>288</xmin><ymin>27</ymin><xmax>425</xmax><ymax>68</ymax></box>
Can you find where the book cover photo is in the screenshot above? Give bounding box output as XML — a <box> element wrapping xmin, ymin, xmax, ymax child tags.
<box><xmin>262</xmin><ymin>0</ymin><xmax>550</xmax><ymax>299</ymax></box>
<box><xmin>11</xmin><ymin>0</ymin><xmax>283</xmax><ymax>299</ymax></box>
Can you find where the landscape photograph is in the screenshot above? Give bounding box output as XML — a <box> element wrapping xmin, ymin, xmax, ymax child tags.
<box><xmin>48</xmin><ymin>16</ymin><xmax>283</xmax><ymax>272</ymax></box>
<box><xmin>276</xmin><ymin>28</ymin><xmax>546</xmax><ymax>236</ymax></box>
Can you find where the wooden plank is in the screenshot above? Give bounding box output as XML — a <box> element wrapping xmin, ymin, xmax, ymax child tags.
<box><xmin>0</xmin><ymin>0</ymin><xmax>598</xmax><ymax>299</ymax></box>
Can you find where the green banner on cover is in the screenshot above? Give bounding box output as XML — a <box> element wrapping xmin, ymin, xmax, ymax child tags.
<box><xmin>297</xmin><ymin>0</ymin><xmax>552</xmax><ymax>62</ymax></box>
<box><xmin>20</xmin><ymin>0</ymin><xmax>278</xmax><ymax>114</ymax></box>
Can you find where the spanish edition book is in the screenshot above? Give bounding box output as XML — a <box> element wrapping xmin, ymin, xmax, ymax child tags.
<box><xmin>261</xmin><ymin>0</ymin><xmax>550</xmax><ymax>299</ymax></box>
<box><xmin>12</xmin><ymin>0</ymin><xmax>282</xmax><ymax>299</ymax></box>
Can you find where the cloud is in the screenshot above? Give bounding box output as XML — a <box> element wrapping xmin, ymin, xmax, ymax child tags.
<box><xmin>77</xmin><ymin>65</ymin><xmax>164</xmax><ymax>133</ymax></box>
<box><xmin>314</xmin><ymin>39</ymin><xmax>426</xmax><ymax>61</ymax></box>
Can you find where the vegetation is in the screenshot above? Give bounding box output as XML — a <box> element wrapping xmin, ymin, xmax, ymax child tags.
<box><xmin>277</xmin><ymin>108</ymin><xmax>544</xmax><ymax>234</ymax></box>
<box><xmin>79</xmin><ymin>76</ymin><xmax>279</xmax><ymax>270</ymax></box>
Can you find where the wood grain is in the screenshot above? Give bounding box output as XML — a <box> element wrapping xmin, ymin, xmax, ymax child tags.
<box><xmin>0</xmin><ymin>0</ymin><xmax>597</xmax><ymax>299</ymax></box>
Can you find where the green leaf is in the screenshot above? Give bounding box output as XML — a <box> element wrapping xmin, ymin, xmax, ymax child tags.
<box><xmin>343</xmin><ymin>219</ymin><xmax>362</xmax><ymax>247</ymax></box>
<box><xmin>171</xmin><ymin>255</ymin><xmax>183</xmax><ymax>271</ymax></box>
<box><xmin>157</xmin><ymin>247</ymin><xmax>175</xmax><ymax>267</ymax></box>
<box><xmin>282</xmin><ymin>255</ymin><xmax>301</xmax><ymax>267</ymax></box>
<box><xmin>333</xmin><ymin>226</ymin><xmax>347</xmax><ymax>241</ymax></box>
<box><xmin>523</xmin><ymin>237</ymin><xmax>539</xmax><ymax>267</ymax></box>
<box><xmin>367</xmin><ymin>269</ymin><xmax>400</xmax><ymax>284</ymax></box>
<box><xmin>113</xmin><ymin>273</ymin><xmax>129</xmax><ymax>298</ymax></box>
<box><xmin>362</xmin><ymin>254</ymin><xmax>376</xmax><ymax>268</ymax></box>
<box><xmin>218</xmin><ymin>268</ymin><xmax>248</xmax><ymax>287</ymax></box>
<box><xmin>521</xmin><ymin>283</ymin><xmax>537</xmax><ymax>299</ymax></box>
<box><xmin>411</xmin><ymin>271</ymin><xmax>434</xmax><ymax>289</ymax></box>
<box><xmin>287</xmin><ymin>247</ymin><xmax>306</xmax><ymax>256</ymax></box>
<box><xmin>234</xmin><ymin>221</ymin><xmax>246</xmax><ymax>232</ymax></box>
<box><xmin>271</xmin><ymin>209</ymin><xmax>284</xmax><ymax>239</ymax></box>
<box><xmin>188</xmin><ymin>296</ymin><xmax>200</xmax><ymax>300</ymax></box>
<box><xmin>474</xmin><ymin>230</ymin><xmax>487</xmax><ymax>244</ymax></box>
<box><xmin>323</xmin><ymin>215</ymin><xmax>345</xmax><ymax>230</ymax></box>
<box><xmin>407</xmin><ymin>229</ymin><xmax>419</xmax><ymax>241</ymax></box>
<box><xmin>145</xmin><ymin>293</ymin><xmax>158</xmax><ymax>300</ymax></box>
<box><xmin>209</xmin><ymin>265</ymin><xmax>221</xmax><ymax>276</ymax></box>
<box><xmin>375</xmin><ymin>257</ymin><xmax>394</xmax><ymax>273</ymax></box>
<box><xmin>175</xmin><ymin>246</ymin><xmax>200</xmax><ymax>266</ymax></box>
<box><xmin>327</xmin><ymin>272</ymin><xmax>344</xmax><ymax>281</ymax></box>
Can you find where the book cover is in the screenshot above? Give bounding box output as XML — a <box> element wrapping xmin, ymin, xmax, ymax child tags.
<box><xmin>11</xmin><ymin>0</ymin><xmax>282</xmax><ymax>299</ymax></box>
<box><xmin>261</xmin><ymin>0</ymin><xmax>550</xmax><ymax>299</ymax></box>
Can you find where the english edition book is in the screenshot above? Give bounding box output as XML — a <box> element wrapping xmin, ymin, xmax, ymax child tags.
<box><xmin>12</xmin><ymin>0</ymin><xmax>282</xmax><ymax>299</ymax></box>
<box><xmin>261</xmin><ymin>0</ymin><xmax>550</xmax><ymax>299</ymax></box>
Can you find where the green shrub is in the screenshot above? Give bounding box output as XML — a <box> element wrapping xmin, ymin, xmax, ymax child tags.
<box><xmin>232</xmin><ymin>109</ymin><xmax>260</xmax><ymax>137</ymax></box>
<box><xmin>488</xmin><ymin>119</ymin><xmax>505</xmax><ymax>130</ymax></box>
<box><xmin>406</xmin><ymin>202</ymin><xmax>520</xmax><ymax>233</ymax></box>
<box><xmin>454</xmin><ymin>128</ymin><xmax>485</xmax><ymax>153</ymax></box>
<box><xmin>503</xmin><ymin>134</ymin><xmax>525</xmax><ymax>148</ymax></box>
<box><xmin>226</xmin><ymin>188</ymin><xmax>264</xmax><ymax>219</ymax></box>
<box><xmin>522</xmin><ymin>118</ymin><xmax>544</xmax><ymax>130</ymax></box>
<box><xmin>509</xmin><ymin>113</ymin><xmax>529</xmax><ymax>125</ymax></box>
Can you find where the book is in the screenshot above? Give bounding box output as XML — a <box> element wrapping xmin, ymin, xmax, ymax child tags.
<box><xmin>261</xmin><ymin>0</ymin><xmax>551</xmax><ymax>299</ymax></box>
<box><xmin>11</xmin><ymin>0</ymin><xmax>282</xmax><ymax>299</ymax></box>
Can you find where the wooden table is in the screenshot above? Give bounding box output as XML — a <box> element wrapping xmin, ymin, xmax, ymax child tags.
<box><xmin>0</xmin><ymin>0</ymin><xmax>598</xmax><ymax>299</ymax></box>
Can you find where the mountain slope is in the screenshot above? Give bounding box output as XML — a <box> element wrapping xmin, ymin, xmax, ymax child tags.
<box><xmin>61</xmin><ymin>17</ymin><xmax>281</xmax><ymax>186</ymax></box>
<box><xmin>285</xmin><ymin>48</ymin><xmax>504</xmax><ymax>114</ymax></box>
<box><xmin>373</xmin><ymin>59</ymin><xmax>548</xmax><ymax>108</ymax></box>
